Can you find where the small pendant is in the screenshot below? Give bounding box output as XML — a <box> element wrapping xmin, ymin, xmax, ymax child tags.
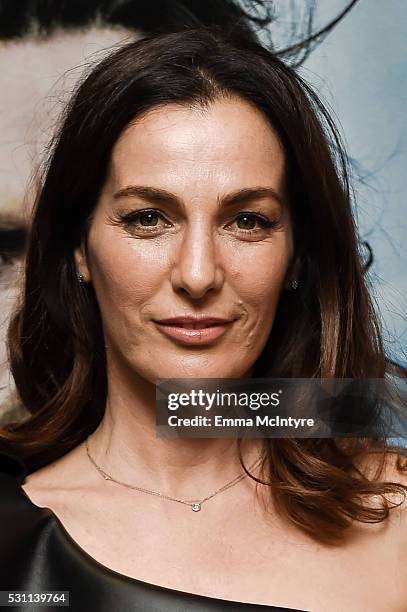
<box><xmin>191</xmin><ymin>503</ymin><xmax>201</xmax><ymax>512</ymax></box>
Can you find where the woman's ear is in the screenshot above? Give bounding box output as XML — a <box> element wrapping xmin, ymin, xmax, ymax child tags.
<box><xmin>74</xmin><ymin>242</ymin><xmax>91</xmax><ymax>283</ymax></box>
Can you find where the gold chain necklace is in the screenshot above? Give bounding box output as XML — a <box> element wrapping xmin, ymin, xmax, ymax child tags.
<box><xmin>86</xmin><ymin>436</ymin><xmax>263</xmax><ymax>512</ymax></box>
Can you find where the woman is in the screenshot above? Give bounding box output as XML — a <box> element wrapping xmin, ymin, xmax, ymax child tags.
<box><xmin>0</xmin><ymin>27</ymin><xmax>406</xmax><ymax>611</ymax></box>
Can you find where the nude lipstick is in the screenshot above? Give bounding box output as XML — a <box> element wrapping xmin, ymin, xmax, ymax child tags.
<box><xmin>154</xmin><ymin>316</ymin><xmax>233</xmax><ymax>346</ymax></box>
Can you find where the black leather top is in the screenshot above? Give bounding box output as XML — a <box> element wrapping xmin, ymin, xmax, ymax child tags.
<box><xmin>0</xmin><ymin>451</ymin><xmax>308</xmax><ymax>611</ymax></box>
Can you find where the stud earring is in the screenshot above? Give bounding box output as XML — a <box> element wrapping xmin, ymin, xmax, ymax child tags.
<box><xmin>77</xmin><ymin>272</ymin><xmax>84</xmax><ymax>283</ymax></box>
<box><xmin>290</xmin><ymin>279</ymin><xmax>298</xmax><ymax>290</ymax></box>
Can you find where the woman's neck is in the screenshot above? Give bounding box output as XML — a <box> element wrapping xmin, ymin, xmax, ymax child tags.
<box><xmin>88</xmin><ymin>363</ymin><xmax>263</xmax><ymax>499</ymax></box>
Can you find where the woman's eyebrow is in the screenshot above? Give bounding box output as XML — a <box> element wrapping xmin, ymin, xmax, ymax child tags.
<box><xmin>221</xmin><ymin>187</ymin><xmax>283</xmax><ymax>208</ymax></box>
<box><xmin>113</xmin><ymin>185</ymin><xmax>283</xmax><ymax>208</ymax></box>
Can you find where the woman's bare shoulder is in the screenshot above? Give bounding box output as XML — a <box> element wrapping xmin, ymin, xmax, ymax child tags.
<box><xmin>345</xmin><ymin>448</ymin><xmax>407</xmax><ymax>603</ymax></box>
<box><xmin>354</xmin><ymin>447</ymin><xmax>407</xmax><ymax>484</ymax></box>
<box><xmin>21</xmin><ymin>442</ymin><xmax>88</xmax><ymax>507</ymax></box>
<box><xmin>352</xmin><ymin>448</ymin><xmax>407</xmax><ymax>538</ymax></box>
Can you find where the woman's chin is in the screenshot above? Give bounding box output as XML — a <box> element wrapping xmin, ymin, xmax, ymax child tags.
<box><xmin>139</xmin><ymin>363</ymin><xmax>249</xmax><ymax>383</ymax></box>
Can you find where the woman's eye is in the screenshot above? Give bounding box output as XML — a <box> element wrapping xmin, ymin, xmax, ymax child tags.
<box><xmin>235</xmin><ymin>214</ymin><xmax>258</xmax><ymax>230</ymax></box>
<box><xmin>117</xmin><ymin>209</ymin><xmax>279</xmax><ymax>238</ymax></box>
<box><xmin>136</xmin><ymin>211</ymin><xmax>162</xmax><ymax>227</ymax></box>
<box><xmin>228</xmin><ymin>213</ymin><xmax>277</xmax><ymax>235</ymax></box>
<box><xmin>120</xmin><ymin>209</ymin><xmax>170</xmax><ymax>233</ymax></box>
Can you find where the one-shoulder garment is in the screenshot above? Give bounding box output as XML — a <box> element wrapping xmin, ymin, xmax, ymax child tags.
<box><xmin>0</xmin><ymin>452</ymin><xmax>308</xmax><ymax>611</ymax></box>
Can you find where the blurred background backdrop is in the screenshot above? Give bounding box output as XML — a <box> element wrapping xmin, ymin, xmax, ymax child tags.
<box><xmin>296</xmin><ymin>0</ymin><xmax>406</xmax><ymax>366</ymax></box>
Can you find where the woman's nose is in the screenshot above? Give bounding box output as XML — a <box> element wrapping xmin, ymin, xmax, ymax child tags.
<box><xmin>170</xmin><ymin>224</ymin><xmax>223</xmax><ymax>299</ymax></box>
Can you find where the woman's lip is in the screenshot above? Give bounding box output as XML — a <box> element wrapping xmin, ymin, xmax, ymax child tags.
<box><xmin>154</xmin><ymin>322</ymin><xmax>231</xmax><ymax>345</ymax></box>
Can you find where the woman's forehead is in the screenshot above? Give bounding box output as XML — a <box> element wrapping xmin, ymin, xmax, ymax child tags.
<box><xmin>107</xmin><ymin>99</ymin><xmax>286</xmax><ymax>194</ymax></box>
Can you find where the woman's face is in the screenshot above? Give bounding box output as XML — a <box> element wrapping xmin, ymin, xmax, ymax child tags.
<box><xmin>76</xmin><ymin>97</ymin><xmax>295</xmax><ymax>381</ymax></box>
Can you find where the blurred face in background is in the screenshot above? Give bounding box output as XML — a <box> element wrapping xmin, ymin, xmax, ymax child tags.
<box><xmin>0</xmin><ymin>26</ymin><xmax>137</xmax><ymax>408</ymax></box>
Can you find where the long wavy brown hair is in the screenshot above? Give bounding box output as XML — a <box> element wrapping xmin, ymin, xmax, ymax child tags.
<box><xmin>1</xmin><ymin>27</ymin><xmax>406</xmax><ymax>545</ymax></box>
